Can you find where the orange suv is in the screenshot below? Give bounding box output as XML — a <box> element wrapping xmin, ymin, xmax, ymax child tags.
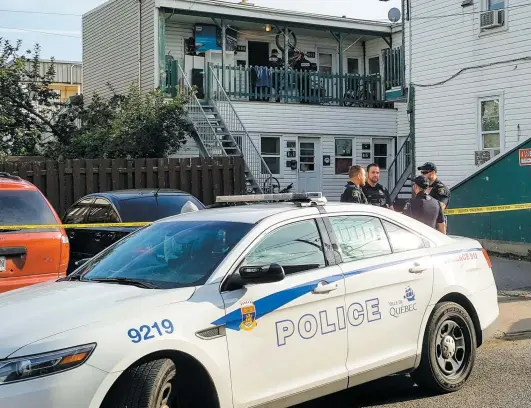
<box><xmin>0</xmin><ymin>172</ymin><xmax>69</xmax><ymax>293</ymax></box>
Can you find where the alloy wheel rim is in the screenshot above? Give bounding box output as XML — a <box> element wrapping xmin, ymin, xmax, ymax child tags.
<box><xmin>434</xmin><ymin>318</ymin><xmax>468</xmax><ymax>378</ymax></box>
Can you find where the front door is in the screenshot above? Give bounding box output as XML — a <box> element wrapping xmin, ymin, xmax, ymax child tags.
<box><xmin>221</xmin><ymin>217</ymin><xmax>348</xmax><ymax>407</ymax></box>
<box><xmin>326</xmin><ymin>213</ymin><xmax>434</xmax><ymax>381</ymax></box>
<box><xmin>298</xmin><ymin>138</ymin><xmax>321</xmax><ymax>192</ymax></box>
<box><xmin>372</xmin><ymin>138</ymin><xmax>393</xmax><ymax>188</ymax></box>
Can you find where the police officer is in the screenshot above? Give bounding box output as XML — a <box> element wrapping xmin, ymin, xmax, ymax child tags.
<box><xmin>340</xmin><ymin>165</ymin><xmax>368</xmax><ymax>204</ymax></box>
<box><xmin>362</xmin><ymin>163</ymin><xmax>393</xmax><ymax>209</ymax></box>
<box><xmin>403</xmin><ymin>175</ymin><xmax>446</xmax><ymax>234</ymax></box>
<box><xmin>417</xmin><ymin>162</ymin><xmax>450</xmax><ymax>211</ymax></box>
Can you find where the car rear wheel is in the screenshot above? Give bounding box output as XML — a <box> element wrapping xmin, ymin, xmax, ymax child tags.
<box><xmin>411</xmin><ymin>301</ymin><xmax>477</xmax><ymax>393</ymax></box>
<box><xmin>103</xmin><ymin>358</ymin><xmax>177</xmax><ymax>408</ymax></box>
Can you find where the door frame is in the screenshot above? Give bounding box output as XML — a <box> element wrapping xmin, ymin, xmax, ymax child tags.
<box><xmin>297</xmin><ymin>136</ymin><xmax>323</xmax><ymax>192</ymax></box>
<box><xmin>371</xmin><ymin>137</ymin><xmax>394</xmax><ymax>187</ymax></box>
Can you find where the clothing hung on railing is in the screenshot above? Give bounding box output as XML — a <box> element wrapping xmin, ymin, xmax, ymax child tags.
<box><xmin>254</xmin><ymin>66</ymin><xmax>273</xmax><ymax>87</ymax></box>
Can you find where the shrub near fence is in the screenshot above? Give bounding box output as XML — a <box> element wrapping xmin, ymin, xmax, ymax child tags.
<box><xmin>0</xmin><ymin>157</ymin><xmax>246</xmax><ymax>216</ymax></box>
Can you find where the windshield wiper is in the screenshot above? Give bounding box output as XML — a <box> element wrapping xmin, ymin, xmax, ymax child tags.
<box><xmin>58</xmin><ymin>274</ymin><xmax>85</xmax><ymax>282</ymax></box>
<box><xmin>87</xmin><ymin>277</ymin><xmax>159</xmax><ymax>289</ymax></box>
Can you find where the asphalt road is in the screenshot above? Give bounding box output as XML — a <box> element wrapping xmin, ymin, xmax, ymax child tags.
<box><xmin>296</xmin><ymin>337</ymin><xmax>531</xmax><ymax>408</ymax></box>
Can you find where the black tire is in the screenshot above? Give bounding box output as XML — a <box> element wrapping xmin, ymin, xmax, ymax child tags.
<box><xmin>103</xmin><ymin>358</ymin><xmax>177</xmax><ymax>408</ymax></box>
<box><xmin>411</xmin><ymin>301</ymin><xmax>477</xmax><ymax>393</ymax></box>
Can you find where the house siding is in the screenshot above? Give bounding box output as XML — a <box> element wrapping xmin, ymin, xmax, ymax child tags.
<box><xmin>82</xmin><ymin>0</ymin><xmax>155</xmax><ymax>98</ymax></box>
<box><xmin>83</xmin><ymin>0</ymin><xmax>139</xmax><ymax>97</ymax></box>
<box><xmin>407</xmin><ymin>0</ymin><xmax>531</xmax><ymax>187</ymax></box>
<box><xmin>140</xmin><ymin>0</ymin><xmax>156</xmax><ymax>93</ymax></box>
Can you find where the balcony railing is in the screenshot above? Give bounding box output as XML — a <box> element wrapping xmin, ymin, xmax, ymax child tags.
<box><xmin>206</xmin><ymin>64</ymin><xmax>392</xmax><ymax>108</ymax></box>
<box><xmin>382</xmin><ymin>46</ymin><xmax>405</xmax><ymax>91</ymax></box>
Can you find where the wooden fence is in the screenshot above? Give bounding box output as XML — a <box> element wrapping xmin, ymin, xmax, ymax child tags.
<box><xmin>0</xmin><ymin>157</ymin><xmax>246</xmax><ymax>216</ymax></box>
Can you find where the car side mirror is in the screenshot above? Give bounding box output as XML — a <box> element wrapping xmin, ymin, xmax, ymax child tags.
<box><xmin>239</xmin><ymin>263</ymin><xmax>285</xmax><ymax>285</ymax></box>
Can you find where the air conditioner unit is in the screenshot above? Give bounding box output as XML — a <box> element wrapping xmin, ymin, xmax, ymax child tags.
<box><xmin>480</xmin><ymin>9</ymin><xmax>505</xmax><ymax>29</ymax></box>
<box><xmin>474</xmin><ymin>150</ymin><xmax>494</xmax><ymax>166</ymax></box>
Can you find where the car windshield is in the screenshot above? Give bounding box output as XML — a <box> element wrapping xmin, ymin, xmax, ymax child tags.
<box><xmin>78</xmin><ymin>220</ymin><xmax>253</xmax><ymax>289</ymax></box>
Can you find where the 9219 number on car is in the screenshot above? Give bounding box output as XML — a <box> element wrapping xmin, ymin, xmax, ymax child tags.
<box><xmin>128</xmin><ymin>319</ymin><xmax>174</xmax><ymax>343</ymax></box>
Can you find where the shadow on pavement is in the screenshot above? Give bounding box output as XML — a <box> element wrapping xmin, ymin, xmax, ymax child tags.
<box><xmin>295</xmin><ymin>374</ymin><xmax>439</xmax><ymax>407</ymax></box>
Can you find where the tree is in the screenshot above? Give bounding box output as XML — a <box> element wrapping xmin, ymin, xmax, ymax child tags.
<box><xmin>45</xmin><ymin>84</ymin><xmax>194</xmax><ymax>159</ymax></box>
<box><xmin>1</xmin><ymin>38</ymin><xmax>195</xmax><ymax>160</ymax></box>
<box><xmin>0</xmin><ymin>38</ymin><xmax>76</xmax><ymax>157</ymax></box>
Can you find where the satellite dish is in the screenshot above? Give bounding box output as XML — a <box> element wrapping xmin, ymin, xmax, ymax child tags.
<box><xmin>388</xmin><ymin>7</ymin><xmax>401</xmax><ymax>23</ymax></box>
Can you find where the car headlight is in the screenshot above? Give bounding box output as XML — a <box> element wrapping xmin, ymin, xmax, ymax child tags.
<box><xmin>0</xmin><ymin>343</ymin><xmax>96</xmax><ymax>385</ymax></box>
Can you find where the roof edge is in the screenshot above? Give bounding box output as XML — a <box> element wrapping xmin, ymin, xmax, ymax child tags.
<box><xmin>160</xmin><ymin>0</ymin><xmax>393</xmax><ymax>32</ymax></box>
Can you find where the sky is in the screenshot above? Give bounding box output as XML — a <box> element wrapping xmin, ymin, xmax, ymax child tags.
<box><xmin>0</xmin><ymin>0</ymin><xmax>401</xmax><ymax>61</ymax></box>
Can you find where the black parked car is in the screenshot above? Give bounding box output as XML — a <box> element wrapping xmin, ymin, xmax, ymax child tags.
<box><xmin>62</xmin><ymin>189</ymin><xmax>205</xmax><ymax>273</ymax></box>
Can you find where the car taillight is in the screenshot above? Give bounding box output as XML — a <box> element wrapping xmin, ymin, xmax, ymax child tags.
<box><xmin>59</xmin><ymin>230</ymin><xmax>70</xmax><ymax>276</ymax></box>
<box><xmin>482</xmin><ymin>248</ymin><xmax>492</xmax><ymax>269</ymax></box>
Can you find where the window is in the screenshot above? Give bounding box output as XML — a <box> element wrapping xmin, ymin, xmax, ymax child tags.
<box><xmin>261</xmin><ymin>136</ymin><xmax>281</xmax><ymax>174</ymax></box>
<box><xmin>117</xmin><ymin>195</ymin><xmax>205</xmax><ymax>222</ymax></box>
<box><xmin>299</xmin><ymin>141</ymin><xmax>316</xmax><ymax>172</ymax></box>
<box><xmin>80</xmin><ymin>221</ymin><xmax>253</xmax><ymax>289</ymax></box>
<box><xmin>329</xmin><ymin>216</ymin><xmax>392</xmax><ymax>262</ymax></box>
<box><xmin>382</xmin><ymin>220</ymin><xmax>426</xmax><ymax>252</ymax></box>
<box><xmin>347</xmin><ymin>58</ymin><xmax>359</xmax><ymax>75</ymax></box>
<box><xmin>87</xmin><ymin>198</ymin><xmax>114</xmax><ymax>223</ymax></box>
<box><xmin>154</xmin><ymin>195</ymin><xmax>205</xmax><ymax>219</ymax></box>
<box><xmin>487</xmin><ymin>0</ymin><xmax>504</xmax><ymax>10</ymax></box>
<box><xmin>373</xmin><ymin>143</ymin><xmax>388</xmax><ymax>170</ymax></box>
<box><xmin>0</xmin><ymin>190</ymin><xmax>58</xmax><ymax>227</ymax></box>
<box><xmin>335</xmin><ymin>138</ymin><xmax>354</xmax><ymax>175</ymax></box>
<box><xmin>369</xmin><ymin>57</ymin><xmax>380</xmax><ymax>75</ymax></box>
<box><xmin>319</xmin><ymin>53</ymin><xmax>333</xmax><ymax>74</ymax></box>
<box><xmin>479</xmin><ymin>98</ymin><xmax>502</xmax><ymax>156</ymax></box>
<box><xmin>63</xmin><ymin>197</ymin><xmax>93</xmax><ymax>224</ymax></box>
<box><xmin>244</xmin><ymin>220</ymin><xmax>326</xmax><ymax>274</ymax></box>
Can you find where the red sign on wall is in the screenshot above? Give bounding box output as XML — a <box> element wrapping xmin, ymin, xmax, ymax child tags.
<box><xmin>520</xmin><ymin>148</ymin><xmax>531</xmax><ymax>166</ymax></box>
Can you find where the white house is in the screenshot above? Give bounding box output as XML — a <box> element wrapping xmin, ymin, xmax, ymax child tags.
<box><xmin>82</xmin><ymin>0</ymin><xmax>411</xmax><ymax>201</ymax></box>
<box><xmin>404</xmin><ymin>0</ymin><xmax>531</xmax><ymax>187</ymax></box>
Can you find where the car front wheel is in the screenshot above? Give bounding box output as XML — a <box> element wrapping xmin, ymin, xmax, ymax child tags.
<box><xmin>102</xmin><ymin>358</ymin><xmax>177</xmax><ymax>408</ymax></box>
<box><xmin>411</xmin><ymin>301</ymin><xmax>477</xmax><ymax>393</ymax></box>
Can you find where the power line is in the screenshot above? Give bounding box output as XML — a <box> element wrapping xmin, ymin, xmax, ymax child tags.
<box><xmin>0</xmin><ymin>9</ymin><xmax>82</xmax><ymax>17</ymax></box>
<box><xmin>0</xmin><ymin>26</ymin><xmax>81</xmax><ymax>39</ymax></box>
<box><xmin>412</xmin><ymin>56</ymin><xmax>531</xmax><ymax>88</ymax></box>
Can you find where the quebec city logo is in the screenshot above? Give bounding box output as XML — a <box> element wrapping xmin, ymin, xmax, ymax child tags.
<box><xmin>404</xmin><ymin>286</ymin><xmax>416</xmax><ymax>302</ymax></box>
<box><xmin>239</xmin><ymin>300</ymin><xmax>258</xmax><ymax>331</ymax></box>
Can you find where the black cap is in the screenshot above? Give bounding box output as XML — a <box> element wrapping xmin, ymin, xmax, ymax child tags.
<box><xmin>417</xmin><ymin>162</ymin><xmax>437</xmax><ymax>172</ymax></box>
<box><xmin>413</xmin><ymin>175</ymin><xmax>430</xmax><ymax>190</ymax></box>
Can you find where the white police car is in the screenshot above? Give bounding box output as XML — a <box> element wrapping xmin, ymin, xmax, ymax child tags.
<box><xmin>0</xmin><ymin>193</ymin><xmax>499</xmax><ymax>408</ymax></box>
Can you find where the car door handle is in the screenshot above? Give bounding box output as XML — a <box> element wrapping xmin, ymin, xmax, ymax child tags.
<box><xmin>409</xmin><ymin>263</ymin><xmax>427</xmax><ymax>274</ymax></box>
<box><xmin>312</xmin><ymin>281</ymin><xmax>339</xmax><ymax>294</ymax></box>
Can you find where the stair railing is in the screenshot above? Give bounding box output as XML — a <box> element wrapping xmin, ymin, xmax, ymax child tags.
<box><xmin>175</xmin><ymin>62</ymin><xmax>226</xmax><ymax>157</ymax></box>
<box><xmin>209</xmin><ymin>64</ymin><xmax>273</xmax><ymax>194</ymax></box>
<box><xmin>388</xmin><ymin>134</ymin><xmax>412</xmax><ymax>202</ymax></box>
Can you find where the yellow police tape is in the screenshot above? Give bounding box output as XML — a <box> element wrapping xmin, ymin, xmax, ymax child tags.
<box><xmin>0</xmin><ymin>203</ymin><xmax>529</xmax><ymax>229</ymax></box>
<box><xmin>0</xmin><ymin>222</ymin><xmax>151</xmax><ymax>230</ymax></box>
<box><xmin>444</xmin><ymin>202</ymin><xmax>531</xmax><ymax>216</ymax></box>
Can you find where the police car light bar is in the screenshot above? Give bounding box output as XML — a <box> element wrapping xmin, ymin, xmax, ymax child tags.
<box><xmin>215</xmin><ymin>192</ymin><xmax>325</xmax><ymax>203</ymax></box>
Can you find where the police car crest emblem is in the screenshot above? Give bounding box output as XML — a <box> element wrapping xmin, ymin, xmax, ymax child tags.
<box><xmin>240</xmin><ymin>300</ymin><xmax>258</xmax><ymax>331</ymax></box>
<box><xmin>239</xmin><ymin>300</ymin><xmax>257</xmax><ymax>331</ymax></box>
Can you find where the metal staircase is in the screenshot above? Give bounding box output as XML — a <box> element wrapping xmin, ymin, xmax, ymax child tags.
<box><xmin>388</xmin><ymin>135</ymin><xmax>413</xmax><ymax>210</ymax></box>
<box><xmin>176</xmin><ymin>63</ymin><xmax>272</xmax><ymax>194</ymax></box>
